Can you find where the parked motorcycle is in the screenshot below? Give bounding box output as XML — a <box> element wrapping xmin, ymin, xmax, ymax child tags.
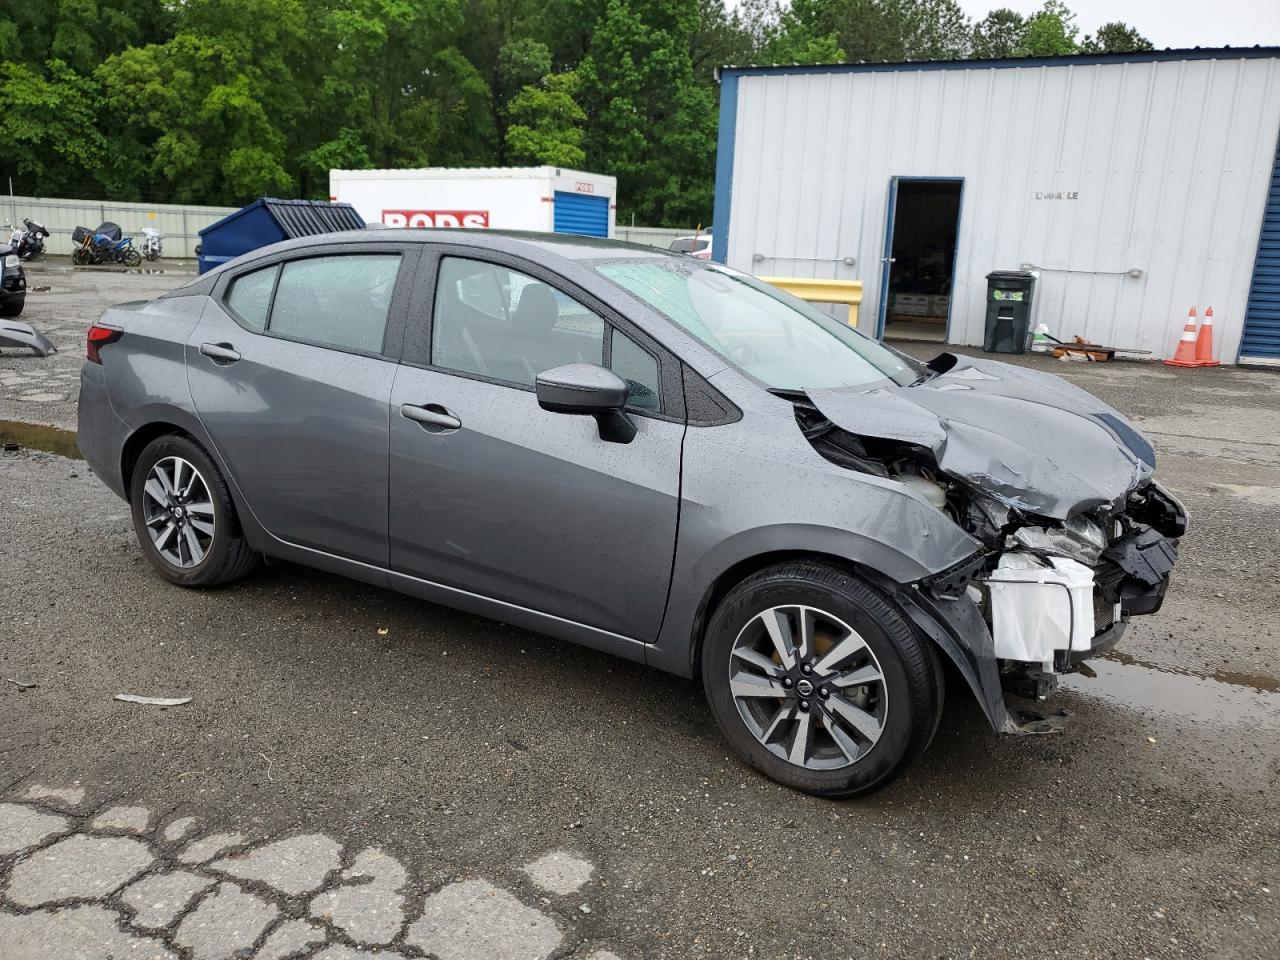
<box><xmin>140</xmin><ymin>227</ymin><xmax>162</xmax><ymax>261</ymax></box>
<box><xmin>12</xmin><ymin>218</ymin><xmax>49</xmax><ymax>260</ymax></box>
<box><xmin>71</xmin><ymin>222</ymin><xmax>142</xmax><ymax>268</ymax></box>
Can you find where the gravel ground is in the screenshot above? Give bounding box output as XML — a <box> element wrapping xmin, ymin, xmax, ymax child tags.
<box><xmin>1</xmin><ymin>263</ymin><xmax>1277</xmax><ymax>959</ymax></box>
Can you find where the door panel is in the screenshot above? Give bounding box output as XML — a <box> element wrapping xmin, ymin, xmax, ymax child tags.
<box><xmin>877</xmin><ymin>176</ymin><xmax>900</xmax><ymax>339</ymax></box>
<box><xmin>388</xmin><ymin>366</ymin><xmax>683</xmax><ymax>641</ymax></box>
<box><xmin>187</xmin><ymin>301</ymin><xmax>396</xmax><ymax>567</ymax></box>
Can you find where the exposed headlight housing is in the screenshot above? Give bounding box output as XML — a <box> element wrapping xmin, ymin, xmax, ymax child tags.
<box><xmin>3</xmin><ymin>253</ymin><xmax>18</xmax><ymax>270</ymax></box>
<box><xmin>1010</xmin><ymin>514</ymin><xmax>1108</xmax><ymax>566</ymax></box>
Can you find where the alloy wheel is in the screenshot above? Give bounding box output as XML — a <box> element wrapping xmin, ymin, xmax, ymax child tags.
<box><xmin>729</xmin><ymin>604</ymin><xmax>888</xmax><ymax>770</ymax></box>
<box><xmin>140</xmin><ymin>456</ymin><xmax>215</xmax><ymax>568</ymax></box>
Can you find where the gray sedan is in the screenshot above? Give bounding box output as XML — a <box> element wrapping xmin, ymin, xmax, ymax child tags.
<box><xmin>77</xmin><ymin>231</ymin><xmax>1185</xmax><ymax>796</ymax></box>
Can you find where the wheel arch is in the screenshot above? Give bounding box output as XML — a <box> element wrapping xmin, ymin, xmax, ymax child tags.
<box><xmin>675</xmin><ymin>548</ymin><xmax>1008</xmax><ymax>734</ymax></box>
<box><xmin>120</xmin><ymin>421</ymin><xmax>201</xmax><ymax>502</ymax></box>
<box><xmin>683</xmin><ymin>549</ymin><xmax>878</xmax><ymax>680</ymax></box>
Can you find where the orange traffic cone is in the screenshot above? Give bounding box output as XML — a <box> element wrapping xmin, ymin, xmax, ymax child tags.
<box><xmin>1164</xmin><ymin>307</ymin><xmax>1202</xmax><ymax>367</ymax></box>
<box><xmin>1194</xmin><ymin>306</ymin><xmax>1221</xmax><ymax>366</ymax></box>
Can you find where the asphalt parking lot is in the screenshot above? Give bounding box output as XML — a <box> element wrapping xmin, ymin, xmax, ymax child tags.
<box><xmin>2</xmin><ymin>261</ymin><xmax>1278</xmax><ymax>959</ymax></box>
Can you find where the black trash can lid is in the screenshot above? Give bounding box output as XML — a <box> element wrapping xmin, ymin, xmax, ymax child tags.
<box><xmin>986</xmin><ymin>270</ymin><xmax>1035</xmax><ymax>283</ymax></box>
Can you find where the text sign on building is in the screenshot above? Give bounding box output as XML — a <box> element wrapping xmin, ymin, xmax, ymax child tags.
<box><xmin>574</xmin><ymin>182</ymin><xmax>595</xmax><ymax>194</ymax></box>
<box><xmin>382</xmin><ymin>210</ymin><xmax>490</xmax><ymax>228</ymax></box>
<box><xmin>1031</xmin><ymin>191</ymin><xmax>1080</xmax><ymax>200</ymax></box>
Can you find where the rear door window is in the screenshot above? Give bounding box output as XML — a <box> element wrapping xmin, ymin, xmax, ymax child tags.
<box><xmin>268</xmin><ymin>255</ymin><xmax>401</xmax><ymax>354</ymax></box>
<box><xmin>226</xmin><ymin>265</ymin><xmax>278</xmax><ymax>330</ymax></box>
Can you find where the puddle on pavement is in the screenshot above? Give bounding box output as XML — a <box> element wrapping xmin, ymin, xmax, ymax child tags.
<box><xmin>1060</xmin><ymin>651</ymin><xmax>1280</xmax><ymax>731</ymax></box>
<box><xmin>0</xmin><ymin>419</ymin><xmax>81</xmax><ymax>459</ymax></box>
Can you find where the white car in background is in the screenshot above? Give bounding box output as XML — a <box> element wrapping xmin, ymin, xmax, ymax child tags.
<box><xmin>669</xmin><ymin>234</ymin><xmax>712</xmax><ymax>259</ymax></box>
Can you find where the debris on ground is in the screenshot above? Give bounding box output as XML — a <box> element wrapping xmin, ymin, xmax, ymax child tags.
<box><xmin>5</xmin><ymin>678</ymin><xmax>37</xmax><ymax>690</ymax></box>
<box><xmin>114</xmin><ymin>694</ymin><xmax>192</xmax><ymax>706</ymax></box>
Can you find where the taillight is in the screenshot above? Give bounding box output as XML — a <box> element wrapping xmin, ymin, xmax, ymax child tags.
<box><xmin>86</xmin><ymin>324</ymin><xmax>122</xmax><ymax>363</ymax></box>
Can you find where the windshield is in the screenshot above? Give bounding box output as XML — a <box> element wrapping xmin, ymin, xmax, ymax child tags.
<box><xmin>668</xmin><ymin>237</ymin><xmax>708</xmax><ymax>253</ymax></box>
<box><xmin>594</xmin><ymin>259</ymin><xmax>916</xmax><ymax>390</ymax></box>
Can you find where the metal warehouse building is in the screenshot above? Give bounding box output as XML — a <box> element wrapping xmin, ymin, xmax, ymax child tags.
<box><xmin>712</xmin><ymin>47</ymin><xmax>1280</xmax><ymax>364</ymax></box>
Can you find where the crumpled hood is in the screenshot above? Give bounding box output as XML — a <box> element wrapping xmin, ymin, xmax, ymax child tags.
<box><xmin>806</xmin><ymin>353</ymin><xmax>1155</xmax><ymax>519</ymax></box>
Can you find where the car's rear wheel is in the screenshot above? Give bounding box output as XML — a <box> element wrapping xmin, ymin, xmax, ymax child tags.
<box><xmin>0</xmin><ymin>297</ymin><xmax>22</xmax><ymax>317</ymax></box>
<box><xmin>702</xmin><ymin>561</ymin><xmax>941</xmax><ymax>797</ymax></box>
<box><xmin>129</xmin><ymin>435</ymin><xmax>258</xmax><ymax>587</ymax></box>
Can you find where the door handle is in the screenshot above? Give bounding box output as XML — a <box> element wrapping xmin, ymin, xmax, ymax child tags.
<box><xmin>400</xmin><ymin>403</ymin><xmax>461</xmax><ymax>432</ymax></box>
<box><xmin>200</xmin><ymin>342</ymin><xmax>241</xmax><ymax>363</ymax></box>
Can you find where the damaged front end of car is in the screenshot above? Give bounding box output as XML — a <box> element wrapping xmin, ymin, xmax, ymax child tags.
<box><xmin>786</xmin><ymin>352</ymin><xmax>1187</xmax><ymax>734</ymax></box>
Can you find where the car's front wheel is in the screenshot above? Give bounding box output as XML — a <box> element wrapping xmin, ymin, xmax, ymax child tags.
<box><xmin>702</xmin><ymin>561</ymin><xmax>941</xmax><ymax>797</ymax></box>
<box><xmin>129</xmin><ymin>434</ymin><xmax>258</xmax><ymax>588</ymax></box>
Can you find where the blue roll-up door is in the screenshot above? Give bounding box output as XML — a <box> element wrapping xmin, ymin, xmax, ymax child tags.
<box><xmin>1240</xmin><ymin>136</ymin><xmax>1280</xmax><ymax>360</ymax></box>
<box><xmin>553</xmin><ymin>192</ymin><xmax>609</xmax><ymax>237</ymax></box>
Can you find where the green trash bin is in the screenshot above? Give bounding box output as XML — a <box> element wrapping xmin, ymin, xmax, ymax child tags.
<box><xmin>983</xmin><ymin>271</ymin><xmax>1037</xmax><ymax>354</ymax></box>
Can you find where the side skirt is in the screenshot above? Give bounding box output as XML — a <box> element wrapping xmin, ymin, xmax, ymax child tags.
<box><xmin>262</xmin><ymin>537</ymin><xmax>650</xmax><ymax>667</ymax></box>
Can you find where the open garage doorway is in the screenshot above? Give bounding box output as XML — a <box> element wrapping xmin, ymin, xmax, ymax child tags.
<box><xmin>878</xmin><ymin>178</ymin><xmax>963</xmax><ymax>342</ymax></box>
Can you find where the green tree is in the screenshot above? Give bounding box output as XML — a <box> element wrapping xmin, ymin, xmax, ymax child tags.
<box><xmin>789</xmin><ymin>0</ymin><xmax>972</xmax><ymax>62</ymax></box>
<box><xmin>98</xmin><ymin>33</ymin><xmax>294</xmax><ymax>203</ymax></box>
<box><xmin>306</xmin><ymin>0</ymin><xmax>496</xmax><ymax>178</ymax></box>
<box><xmin>735</xmin><ymin>0</ymin><xmax>844</xmax><ymax>65</ymax></box>
<box><xmin>971</xmin><ymin>8</ymin><xmax>1025</xmax><ymax>58</ymax></box>
<box><xmin>505</xmin><ymin>72</ymin><xmax>588</xmax><ymax>166</ymax></box>
<box><xmin>1081</xmin><ymin>21</ymin><xmax>1154</xmax><ymax>54</ymax></box>
<box><xmin>576</xmin><ymin>0</ymin><xmax>718</xmax><ymax>225</ymax></box>
<box><xmin>0</xmin><ymin>59</ymin><xmax>105</xmax><ymax>196</ymax></box>
<box><xmin>0</xmin><ymin>1</ymin><xmax>174</xmax><ymax>73</ymax></box>
<box><xmin>1020</xmin><ymin>1</ymin><xmax>1079</xmax><ymax>56</ymax></box>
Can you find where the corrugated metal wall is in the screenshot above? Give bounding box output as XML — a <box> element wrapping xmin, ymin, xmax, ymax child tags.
<box><xmin>2</xmin><ymin>195</ymin><xmax>237</xmax><ymax>259</ymax></box>
<box><xmin>724</xmin><ymin>55</ymin><xmax>1280</xmax><ymax>362</ymax></box>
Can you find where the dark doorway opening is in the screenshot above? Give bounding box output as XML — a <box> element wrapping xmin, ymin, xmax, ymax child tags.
<box><xmin>882</xmin><ymin>179</ymin><xmax>962</xmax><ymax>342</ymax></box>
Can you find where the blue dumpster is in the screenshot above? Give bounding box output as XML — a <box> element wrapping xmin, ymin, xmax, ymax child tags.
<box><xmin>197</xmin><ymin>198</ymin><xmax>366</xmax><ymax>274</ymax></box>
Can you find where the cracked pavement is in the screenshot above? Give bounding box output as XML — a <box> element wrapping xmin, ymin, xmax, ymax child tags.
<box><xmin>1</xmin><ymin>785</ymin><xmax>611</xmax><ymax>960</ymax></box>
<box><xmin>1</xmin><ymin>263</ymin><xmax>1278</xmax><ymax>958</ymax></box>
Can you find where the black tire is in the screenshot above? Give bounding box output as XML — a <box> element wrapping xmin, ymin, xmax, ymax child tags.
<box><xmin>129</xmin><ymin>434</ymin><xmax>258</xmax><ymax>588</ymax></box>
<box><xmin>124</xmin><ymin>249</ymin><xmax>142</xmax><ymax>268</ymax></box>
<box><xmin>0</xmin><ymin>297</ymin><xmax>22</xmax><ymax>317</ymax></box>
<box><xmin>702</xmin><ymin>561</ymin><xmax>942</xmax><ymax>798</ymax></box>
<box><xmin>72</xmin><ymin>247</ymin><xmax>88</xmax><ymax>266</ymax></box>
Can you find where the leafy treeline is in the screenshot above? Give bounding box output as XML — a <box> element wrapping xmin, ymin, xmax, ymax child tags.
<box><xmin>0</xmin><ymin>1</ymin><xmax>1151</xmax><ymax>225</ymax></box>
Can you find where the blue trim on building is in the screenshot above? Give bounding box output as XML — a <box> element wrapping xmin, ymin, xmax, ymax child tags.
<box><xmin>718</xmin><ymin>46</ymin><xmax>1280</xmax><ymax>82</ymax></box>
<box><xmin>878</xmin><ymin>178</ymin><xmax>900</xmax><ymax>338</ymax></box>
<box><xmin>1240</xmin><ymin>129</ymin><xmax>1280</xmax><ymax>360</ymax></box>
<box><xmin>711</xmin><ymin>72</ymin><xmax>739</xmax><ymax>264</ymax></box>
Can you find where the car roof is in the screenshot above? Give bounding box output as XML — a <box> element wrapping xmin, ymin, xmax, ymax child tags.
<box><xmin>272</xmin><ymin>229</ymin><xmax>676</xmax><ymax>263</ymax></box>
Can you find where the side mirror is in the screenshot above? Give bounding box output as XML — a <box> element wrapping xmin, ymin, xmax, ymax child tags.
<box><xmin>536</xmin><ymin>362</ymin><xmax>636</xmax><ymax>444</ymax></box>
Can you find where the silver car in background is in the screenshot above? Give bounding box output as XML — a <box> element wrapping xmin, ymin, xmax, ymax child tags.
<box><xmin>77</xmin><ymin>231</ymin><xmax>1184</xmax><ymax>796</ymax></box>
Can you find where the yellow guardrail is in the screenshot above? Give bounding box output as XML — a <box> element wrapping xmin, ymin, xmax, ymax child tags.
<box><xmin>759</xmin><ymin>276</ymin><xmax>863</xmax><ymax>329</ymax></box>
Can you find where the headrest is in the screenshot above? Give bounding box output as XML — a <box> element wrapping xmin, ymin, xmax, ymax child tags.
<box><xmin>514</xmin><ymin>283</ymin><xmax>559</xmax><ymax>333</ymax></box>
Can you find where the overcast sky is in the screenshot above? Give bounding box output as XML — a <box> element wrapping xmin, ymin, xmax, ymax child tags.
<box><xmin>957</xmin><ymin>1</ymin><xmax>1280</xmax><ymax>49</ymax></box>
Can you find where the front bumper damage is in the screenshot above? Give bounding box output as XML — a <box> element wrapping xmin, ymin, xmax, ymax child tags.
<box><xmin>872</xmin><ymin>486</ymin><xmax>1185</xmax><ymax>736</ymax></box>
<box><xmin>789</xmin><ymin>355</ymin><xmax>1188</xmax><ymax>734</ymax></box>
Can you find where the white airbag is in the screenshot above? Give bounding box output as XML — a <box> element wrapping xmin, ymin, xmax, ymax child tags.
<box><xmin>986</xmin><ymin>554</ymin><xmax>1096</xmax><ymax>668</ymax></box>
